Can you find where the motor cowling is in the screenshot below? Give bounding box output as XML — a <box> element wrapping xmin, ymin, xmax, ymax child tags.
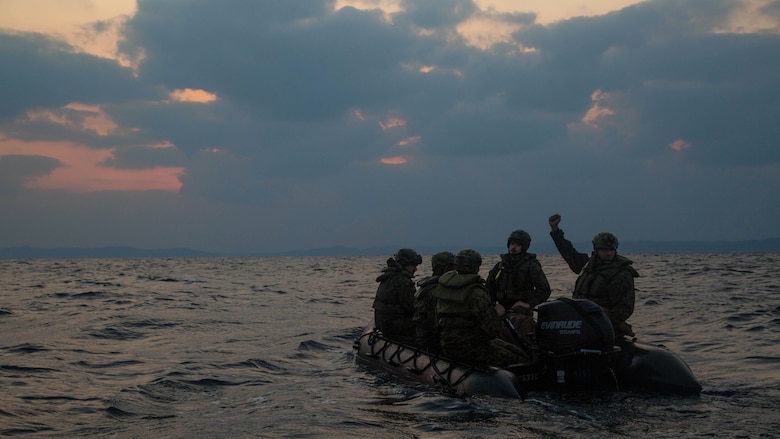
<box><xmin>536</xmin><ymin>298</ymin><xmax>615</xmax><ymax>355</ymax></box>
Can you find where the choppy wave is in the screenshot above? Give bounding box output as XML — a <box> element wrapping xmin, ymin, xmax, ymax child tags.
<box><xmin>0</xmin><ymin>254</ymin><xmax>778</xmax><ymax>437</ymax></box>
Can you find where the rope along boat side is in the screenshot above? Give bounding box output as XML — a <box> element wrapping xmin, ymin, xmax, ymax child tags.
<box><xmin>354</xmin><ymin>298</ymin><xmax>701</xmax><ymax>398</ymax></box>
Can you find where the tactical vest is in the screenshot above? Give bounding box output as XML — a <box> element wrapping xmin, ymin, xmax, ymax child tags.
<box><xmin>573</xmin><ymin>257</ymin><xmax>632</xmax><ymax>304</ymax></box>
<box><xmin>432</xmin><ymin>273</ymin><xmax>505</xmax><ymax>357</ymax></box>
<box><xmin>432</xmin><ymin>283</ymin><xmax>477</xmax><ymax>329</ymax></box>
<box><xmin>490</xmin><ymin>254</ymin><xmax>536</xmax><ymax>306</ymax></box>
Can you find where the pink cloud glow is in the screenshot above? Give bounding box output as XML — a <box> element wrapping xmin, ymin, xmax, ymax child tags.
<box><xmin>380</xmin><ymin>156</ymin><xmax>409</xmax><ymax>165</ymax></box>
<box><xmin>581</xmin><ymin>89</ymin><xmax>615</xmax><ymax>127</ymax></box>
<box><xmin>398</xmin><ymin>136</ymin><xmax>421</xmax><ymax>146</ymax></box>
<box><xmin>669</xmin><ymin>139</ymin><xmax>692</xmax><ymax>151</ymax></box>
<box><xmin>379</xmin><ymin>117</ymin><xmax>406</xmax><ymax>131</ymax></box>
<box><xmin>26</xmin><ymin>103</ymin><xmax>120</xmax><ymax>136</ymax></box>
<box><xmin>0</xmin><ymin>134</ymin><xmax>184</xmax><ymax>193</ymax></box>
<box><xmin>169</xmin><ymin>88</ymin><xmax>218</xmax><ymax>103</ymax></box>
<box><xmin>352</xmin><ymin>109</ymin><xmax>367</xmax><ymax>121</ymax></box>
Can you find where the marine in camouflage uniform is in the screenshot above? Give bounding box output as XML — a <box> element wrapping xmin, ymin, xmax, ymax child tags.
<box><xmin>548</xmin><ymin>214</ymin><xmax>639</xmax><ymax>339</ymax></box>
<box><xmin>413</xmin><ymin>251</ymin><xmax>455</xmax><ymax>353</ymax></box>
<box><xmin>373</xmin><ymin>248</ymin><xmax>422</xmax><ymax>345</ymax></box>
<box><xmin>432</xmin><ymin>249</ymin><xmax>530</xmax><ymax>367</ymax></box>
<box><xmin>486</xmin><ymin>230</ymin><xmax>551</xmax><ymax>345</ymax></box>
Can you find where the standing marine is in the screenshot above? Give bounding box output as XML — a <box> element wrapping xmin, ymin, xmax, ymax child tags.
<box><xmin>372</xmin><ymin>248</ymin><xmax>422</xmax><ymax>345</ymax></box>
<box><xmin>548</xmin><ymin>213</ymin><xmax>639</xmax><ymax>339</ymax></box>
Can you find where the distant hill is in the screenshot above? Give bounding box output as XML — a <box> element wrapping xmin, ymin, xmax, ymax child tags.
<box><xmin>0</xmin><ymin>246</ymin><xmax>215</xmax><ymax>259</ymax></box>
<box><xmin>2</xmin><ymin>238</ymin><xmax>780</xmax><ymax>259</ymax></box>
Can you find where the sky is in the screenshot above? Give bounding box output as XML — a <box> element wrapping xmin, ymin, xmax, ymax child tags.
<box><xmin>1</xmin><ymin>0</ymin><xmax>779</xmax><ymax>255</ymax></box>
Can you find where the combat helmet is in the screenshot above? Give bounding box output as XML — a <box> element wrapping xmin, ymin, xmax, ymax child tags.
<box><xmin>454</xmin><ymin>249</ymin><xmax>482</xmax><ymax>274</ymax></box>
<box><xmin>431</xmin><ymin>251</ymin><xmax>455</xmax><ymax>274</ymax></box>
<box><xmin>394</xmin><ymin>248</ymin><xmax>423</xmax><ymax>266</ymax></box>
<box><xmin>507</xmin><ymin>229</ymin><xmax>531</xmax><ymax>251</ymax></box>
<box><xmin>592</xmin><ymin>232</ymin><xmax>619</xmax><ymax>250</ymax></box>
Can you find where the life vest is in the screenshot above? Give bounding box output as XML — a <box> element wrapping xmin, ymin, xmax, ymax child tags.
<box><xmin>573</xmin><ymin>255</ymin><xmax>637</xmax><ymax>305</ymax></box>
<box><xmin>489</xmin><ymin>253</ymin><xmax>537</xmax><ymax>307</ymax></box>
<box><xmin>432</xmin><ymin>272</ymin><xmax>483</xmax><ymax>330</ymax></box>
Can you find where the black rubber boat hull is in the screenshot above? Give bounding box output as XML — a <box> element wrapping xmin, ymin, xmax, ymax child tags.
<box><xmin>355</xmin><ymin>326</ymin><xmax>701</xmax><ymax>398</ymax></box>
<box><xmin>355</xmin><ymin>299</ymin><xmax>701</xmax><ymax>398</ymax></box>
<box><xmin>614</xmin><ymin>338</ymin><xmax>702</xmax><ymax>395</ymax></box>
<box><xmin>354</xmin><ymin>325</ymin><xmax>523</xmax><ymax>399</ymax></box>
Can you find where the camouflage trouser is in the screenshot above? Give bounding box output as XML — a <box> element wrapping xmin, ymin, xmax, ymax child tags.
<box><xmin>490</xmin><ymin>338</ymin><xmax>531</xmax><ymax>366</ymax></box>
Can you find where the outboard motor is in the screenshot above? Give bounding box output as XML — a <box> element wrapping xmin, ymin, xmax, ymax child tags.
<box><xmin>535</xmin><ymin>298</ymin><xmax>619</xmax><ymax>392</ymax></box>
<box><xmin>537</xmin><ymin>298</ymin><xmax>614</xmax><ymax>353</ymax></box>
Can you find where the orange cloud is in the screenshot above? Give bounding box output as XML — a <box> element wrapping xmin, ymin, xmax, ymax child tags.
<box><xmin>581</xmin><ymin>89</ymin><xmax>615</xmax><ymax>127</ymax></box>
<box><xmin>169</xmin><ymin>88</ymin><xmax>219</xmax><ymax>103</ymax></box>
<box><xmin>379</xmin><ymin>117</ymin><xmax>406</xmax><ymax>131</ymax></box>
<box><xmin>148</xmin><ymin>141</ymin><xmax>176</xmax><ymax>149</ymax></box>
<box><xmin>669</xmin><ymin>139</ymin><xmax>692</xmax><ymax>151</ymax></box>
<box><xmin>380</xmin><ymin>156</ymin><xmax>409</xmax><ymax>165</ymax></box>
<box><xmin>457</xmin><ymin>16</ymin><xmax>529</xmax><ymax>50</ymax></box>
<box><xmin>333</xmin><ymin>0</ymin><xmax>402</xmax><ymax>20</ymax></box>
<box><xmin>713</xmin><ymin>0</ymin><xmax>780</xmax><ymax>34</ymax></box>
<box><xmin>474</xmin><ymin>1</ymin><xmax>647</xmax><ymax>25</ymax></box>
<box><xmin>337</xmin><ymin>1</ymin><xmax>652</xmax><ymax>51</ymax></box>
<box><xmin>398</xmin><ymin>136</ymin><xmax>421</xmax><ymax>146</ymax></box>
<box><xmin>0</xmin><ymin>133</ymin><xmax>184</xmax><ymax>193</ymax></box>
<box><xmin>0</xmin><ymin>0</ymin><xmax>137</xmax><ymax>62</ymax></box>
<box><xmin>402</xmin><ymin>62</ymin><xmax>465</xmax><ymax>78</ymax></box>
<box><xmin>25</xmin><ymin>103</ymin><xmax>120</xmax><ymax>136</ymax></box>
<box><xmin>352</xmin><ymin>109</ymin><xmax>367</xmax><ymax>121</ymax></box>
<box><xmin>28</xmin><ymin>162</ymin><xmax>185</xmax><ymax>193</ymax></box>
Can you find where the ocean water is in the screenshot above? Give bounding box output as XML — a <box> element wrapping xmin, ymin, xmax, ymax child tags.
<box><xmin>1</xmin><ymin>253</ymin><xmax>778</xmax><ymax>438</ymax></box>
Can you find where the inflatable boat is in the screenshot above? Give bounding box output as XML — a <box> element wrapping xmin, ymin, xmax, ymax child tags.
<box><xmin>354</xmin><ymin>298</ymin><xmax>702</xmax><ymax>399</ymax></box>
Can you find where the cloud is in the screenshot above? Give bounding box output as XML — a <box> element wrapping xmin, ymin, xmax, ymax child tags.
<box><xmin>0</xmin><ymin>134</ymin><xmax>184</xmax><ymax>193</ymax></box>
<box><xmin>119</xmin><ymin>0</ymin><xmax>413</xmax><ymax>121</ymax></box>
<box><xmin>0</xmin><ymin>154</ymin><xmax>60</xmax><ymax>194</ymax></box>
<box><xmin>0</xmin><ymin>33</ymin><xmax>152</xmax><ymax>120</ymax></box>
<box><xmin>1</xmin><ymin>0</ymin><xmax>779</xmax><ymax>253</ymax></box>
<box><xmin>669</xmin><ymin>139</ymin><xmax>692</xmax><ymax>152</ymax></box>
<box><xmin>169</xmin><ymin>88</ymin><xmax>219</xmax><ymax>104</ymax></box>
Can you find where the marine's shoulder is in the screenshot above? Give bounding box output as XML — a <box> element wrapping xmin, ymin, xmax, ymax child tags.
<box><xmin>417</xmin><ymin>275</ymin><xmax>440</xmax><ymax>287</ymax></box>
<box><xmin>613</xmin><ymin>255</ymin><xmax>639</xmax><ymax>277</ymax></box>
